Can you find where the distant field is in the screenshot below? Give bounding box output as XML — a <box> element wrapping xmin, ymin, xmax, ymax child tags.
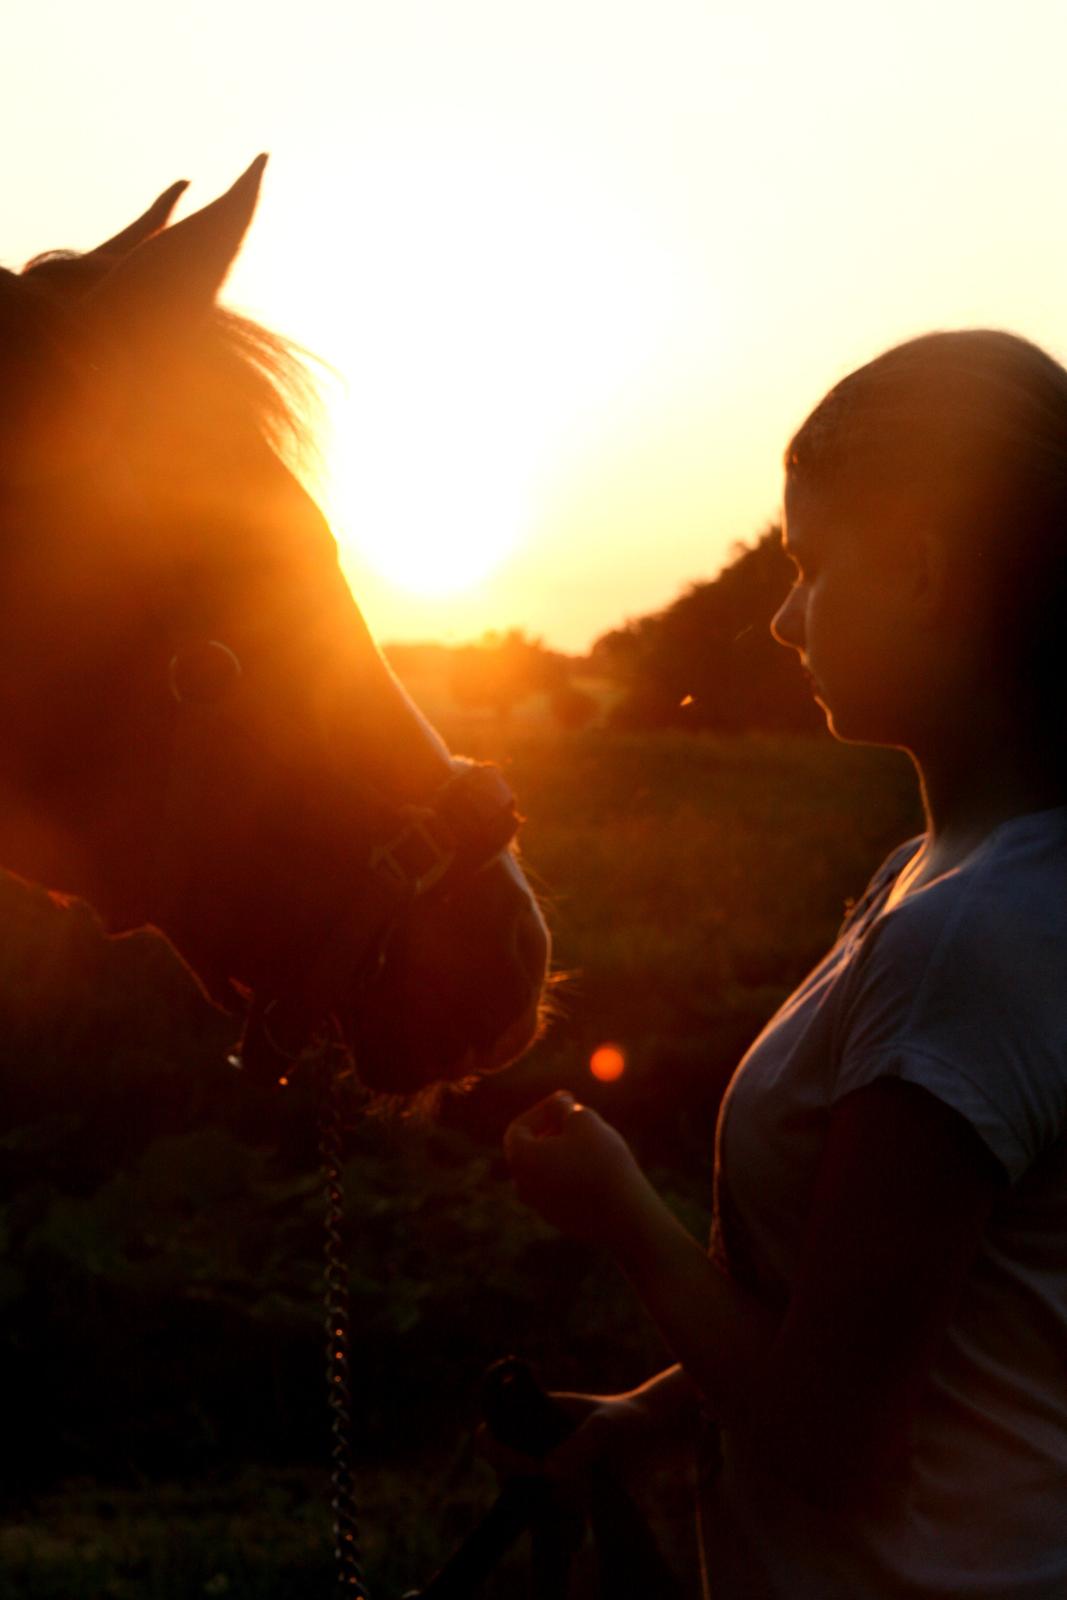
<box><xmin>4</xmin><ymin>719</ymin><xmax>923</xmax><ymax>1597</ymax></box>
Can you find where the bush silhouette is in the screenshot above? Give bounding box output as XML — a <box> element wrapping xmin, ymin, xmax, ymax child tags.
<box><xmin>548</xmin><ymin>681</ymin><xmax>598</xmax><ymax>731</ymax></box>
<box><xmin>593</xmin><ymin>527</ymin><xmax>824</xmax><ymax>734</ymax></box>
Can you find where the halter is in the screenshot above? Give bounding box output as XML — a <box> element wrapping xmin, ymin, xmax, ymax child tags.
<box><xmin>235</xmin><ymin>754</ymin><xmax>523</xmax><ymax>1085</ymax></box>
<box><xmin>166</xmin><ymin>637</ymin><xmax>522</xmax><ymax>1082</ymax></box>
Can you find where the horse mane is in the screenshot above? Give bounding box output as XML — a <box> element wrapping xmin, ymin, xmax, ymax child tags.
<box><xmin>1</xmin><ymin>250</ymin><xmax>319</xmax><ymax>472</ymax></box>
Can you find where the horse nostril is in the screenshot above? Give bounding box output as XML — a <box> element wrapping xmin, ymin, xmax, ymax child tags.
<box><xmin>512</xmin><ymin>905</ymin><xmax>550</xmax><ymax>986</ymax></box>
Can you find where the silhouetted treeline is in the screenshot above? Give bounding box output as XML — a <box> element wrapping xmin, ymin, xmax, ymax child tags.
<box><xmin>591</xmin><ymin>526</ymin><xmax>824</xmax><ymax>734</ymax></box>
<box><xmin>385</xmin><ymin>527</ymin><xmax>821</xmax><ymax>735</ymax></box>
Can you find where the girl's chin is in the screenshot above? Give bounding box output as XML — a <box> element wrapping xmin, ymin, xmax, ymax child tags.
<box><xmin>824</xmin><ymin>709</ymin><xmax>899</xmax><ymax>749</ymax></box>
<box><xmin>811</xmin><ymin>683</ymin><xmax>897</xmax><ymax>746</ymax></box>
<box><xmin>817</xmin><ymin>694</ymin><xmax>860</xmax><ymax>741</ymax></box>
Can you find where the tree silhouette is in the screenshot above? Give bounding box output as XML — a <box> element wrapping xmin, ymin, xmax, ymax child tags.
<box><xmin>548</xmin><ymin>680</ymin><xmax>598</xmax><ymax>731</ymax></box>
<box><xmin>592</xmin><ymin>526</ymin><xmax>824</xmax><ymax>734</ymax></box>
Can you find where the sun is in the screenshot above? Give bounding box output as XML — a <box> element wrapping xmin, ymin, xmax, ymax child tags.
<box><xmin>321</xmin><ymin>383</ymin><xmax>542</xmax><ymax>597</ymax></box>
<box><xmin>306</xmin><ymin>129</ymin><xmax>681</xmax><ymax>601</ymax></box>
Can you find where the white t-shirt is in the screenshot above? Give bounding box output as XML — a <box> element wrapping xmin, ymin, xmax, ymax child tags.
<box><xmin>702</xmin><ymin>806</ymin><xmax>1067</xmax><ymax>1599</ymax></box>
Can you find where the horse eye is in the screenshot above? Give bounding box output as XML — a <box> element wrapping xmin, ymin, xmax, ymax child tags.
<box><xmin>168</xmin><ymin>640</ymin><xmax>242</xmax><ymax>704</ymax></box>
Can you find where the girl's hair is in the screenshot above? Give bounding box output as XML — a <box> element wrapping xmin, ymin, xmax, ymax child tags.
<box><xmin>784</xmin><ymin>329</ymin><xmax>1067</xmax><ymax>697</ymax></box>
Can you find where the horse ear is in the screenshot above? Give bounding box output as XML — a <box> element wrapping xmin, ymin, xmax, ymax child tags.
<box><xmin>85</xmin><ymin>179</ymin><xmax>190</xmax><ymax>261</ymax></box>
<box><xmin>88</xmin><ymin>155</ymin><xmax>268</xmax><ymax>331</ymax></box>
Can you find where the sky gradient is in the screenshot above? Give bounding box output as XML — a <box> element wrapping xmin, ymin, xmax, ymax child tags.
<box><xmin>6</xmin><ymin>1</ymin><xmax>1067</xmax><ymax>650</ymax></box>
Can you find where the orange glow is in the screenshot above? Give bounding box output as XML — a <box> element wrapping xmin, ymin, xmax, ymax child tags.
<box><xmin>8</xmin><ymin>5</ymin><xmax>1067</xmax><ymax>658</ymax></box>
<box><xmin>590</xmin><ymin>1043</ymin><xmax>626</xmax><ymax>1082</ymax></box>
<box><xmin>315</xmin><ymin>131</ymin><xmax>681</xmax><ymax>611</ymax></box>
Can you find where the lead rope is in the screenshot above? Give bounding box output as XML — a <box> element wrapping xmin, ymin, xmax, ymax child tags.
<box><xmin>317</xmin><ymin>1052</ymin><xmax>372</xmax><ymax>1598</ymax></box>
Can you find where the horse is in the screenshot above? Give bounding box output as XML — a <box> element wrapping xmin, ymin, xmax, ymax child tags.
<box><xmin>0</xmin><ymin>156</ymin><xmax>550</xmax><ymax>1115</ymax></box>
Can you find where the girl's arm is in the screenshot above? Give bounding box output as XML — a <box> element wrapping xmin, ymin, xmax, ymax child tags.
<box><xmin>749</xmin><ymin>1076</ymin><xmax>1002</xmax><ymax>1501</ymax></box>
<box><xmin>481</xmin><ymin>1365</ymin><xmax>705</xmax><ymax>1482</ymax></box>
<box><xmin>506</xmin><ymin>1079</ymin><xmax>1003</xmax><ymax>1503</ymax></box>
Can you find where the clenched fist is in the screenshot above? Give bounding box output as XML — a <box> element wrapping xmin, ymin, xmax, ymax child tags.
<box><xmin>504</xmin><ymin>1091</ymin><xmax>655</xmax><ymax>1249</ymax></box>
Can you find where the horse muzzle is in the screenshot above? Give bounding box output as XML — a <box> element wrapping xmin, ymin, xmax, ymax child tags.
<box><xmin>339</xmin><ymin>852</ymin><xmax>550</xmax><ymax>1092</ymax></box>
<box><xmin>234</xmin><ymin>760</ymin><xmax>550</xmax><ymax>1093</ymax></box>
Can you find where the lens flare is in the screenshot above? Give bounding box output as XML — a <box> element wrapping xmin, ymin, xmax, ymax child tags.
<box><xmin>590</xmin><ymin>1043</ymin><xmax>626</xmax><ymax>1083</ymax></box>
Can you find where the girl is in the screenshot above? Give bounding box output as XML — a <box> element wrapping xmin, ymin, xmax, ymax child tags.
<box><xmin>505</xmin><ymin>329</ymin><xmax>1067</xmax><ymax>1597</ymax></box>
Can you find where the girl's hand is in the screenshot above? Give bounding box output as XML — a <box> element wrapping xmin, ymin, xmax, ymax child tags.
<box><xmin>477</xmin><ymin>1389</ymin><xmax>667</xmax><ymax>1492</ymax></box>
<box><xmin>545</xmin><ymin>1388</ymin><xmax>676</xmax><ymax>1481</ymax></box>
<box><xmin>503</xmin><ymin>1091</ymin><xmax>654</xmax><ymax>1248</ymax></box>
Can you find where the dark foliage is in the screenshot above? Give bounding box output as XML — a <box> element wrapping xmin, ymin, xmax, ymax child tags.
<box><xmin>0</xmin><ymin>728</ymin><xmax>922</xmax><ymax>1600</ymax></box>
<box><xmin>547</xmin><ymin>681</ymin><xmax>598</xmax><ymax>731</ymax></box>
<box><xmin>593</xmin><ymin>527</ymin><xmax>824</xmax><ymax>734</ymax></box>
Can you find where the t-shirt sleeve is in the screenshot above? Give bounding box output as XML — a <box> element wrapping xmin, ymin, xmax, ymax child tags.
<box><xmin>831</xmin><ymin>890</ymin><xmax>1067</xmax><ymax>1183</ymax></box>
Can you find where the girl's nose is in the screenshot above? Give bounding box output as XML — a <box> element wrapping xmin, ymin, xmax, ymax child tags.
<box><xmin>771</xmin><ymin>584</ymin><xmax>806</xmax><ymax>651</ymax></box>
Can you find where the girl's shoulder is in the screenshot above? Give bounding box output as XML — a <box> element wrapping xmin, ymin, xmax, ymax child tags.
<box><xmin>877</xmin><ymin>805</ymin><xmax>1067</xmax><ymax>952</ymax></box>
<box><xmin>835</xmin><ymin>809</ymin><xmax>1067</xmax><ymax>1180</ymax></box>
<box><xmin>835</xmin><ymin>836</ymin><xmax>924</xmax><ymax>940</ymax></box>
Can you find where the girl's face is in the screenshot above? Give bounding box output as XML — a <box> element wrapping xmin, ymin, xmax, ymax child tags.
<box><xmin>773</xmin><ymin>476</ymin><xmax>926</xmax><ymax>746</ymax></box>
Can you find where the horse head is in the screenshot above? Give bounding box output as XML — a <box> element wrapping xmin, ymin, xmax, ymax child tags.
<box><xmin>0</xmin><ymin>158</ymin><xmax>550</xmax><ymax>1094</ymax></box>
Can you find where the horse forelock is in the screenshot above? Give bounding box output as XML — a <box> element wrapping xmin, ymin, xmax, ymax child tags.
<box><xmin>2</xmin><ymin>252</ymin><xmax>317</xmax><ymax>480</ymax></box>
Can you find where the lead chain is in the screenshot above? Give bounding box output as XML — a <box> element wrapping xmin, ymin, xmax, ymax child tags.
<box><xmin>318</xmin><ymin>1057</ymin><xmax>371</xmax><ymax>1598</ymax></box>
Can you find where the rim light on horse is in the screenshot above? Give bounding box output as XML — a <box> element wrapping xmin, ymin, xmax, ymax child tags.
<box><xmin>0</xmin><ymin>158</ymin><xmax>549</xmax><ymax>1093</ymax></box>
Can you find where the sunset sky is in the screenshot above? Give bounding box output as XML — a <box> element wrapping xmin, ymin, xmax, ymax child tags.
<box><xmin>6</xmin><ymin>1</ymin><xmax>1067</xmax><ymax>652</ymax></box>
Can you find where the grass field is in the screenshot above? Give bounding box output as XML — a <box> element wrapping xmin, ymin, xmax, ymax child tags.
<box><xmin>2</xmin><ymin>716</ymin><xmax>923</xmax><ymax>1597</ymax></box>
